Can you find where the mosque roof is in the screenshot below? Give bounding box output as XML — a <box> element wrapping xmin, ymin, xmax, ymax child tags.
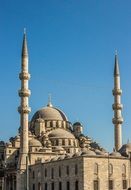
<box><xmin>29</xmin><ymin>138</ymin><xmax>42</xmax><ymax>147</ymax></box>
<box><xmin>31</xmin><ymin>104</ymin><xmax>68</xmax><ymax>122</ymax></box>
<box><xmin>48</xmin><ymin>128</ymin><xmax>75</xmax><ymax>139</ymax></box>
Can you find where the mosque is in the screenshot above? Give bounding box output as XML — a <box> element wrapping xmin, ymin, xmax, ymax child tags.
<box><xmin>0</xmin><ymin>32</ymin><xmax>131</xmax><ymax>190</ymax></box>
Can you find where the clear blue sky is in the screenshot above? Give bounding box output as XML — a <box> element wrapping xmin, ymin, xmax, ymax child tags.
<box><xmin>1</xmin><ymin>0</ymin><xmax>131</xmax><ymax>151</ymax></box>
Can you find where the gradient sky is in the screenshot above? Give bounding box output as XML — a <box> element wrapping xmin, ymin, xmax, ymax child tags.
<box><xmin>1</xmin><ymin>0</ymin><xmax>131</xmax><ymax>151</ymax></box>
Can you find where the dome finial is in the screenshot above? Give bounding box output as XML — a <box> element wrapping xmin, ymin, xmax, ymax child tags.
<box><xmin>47</xmin><ymin>93</ymin><xmax>53</xmax><ymax>107</ymax></box>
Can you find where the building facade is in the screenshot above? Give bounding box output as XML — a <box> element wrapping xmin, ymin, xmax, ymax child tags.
<box><xmin>0</xmin><ymin>33</ymin><xmax>131</xmax><ymax>190</ymax></box>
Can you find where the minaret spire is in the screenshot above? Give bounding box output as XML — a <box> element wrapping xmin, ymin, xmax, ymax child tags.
<box><xmin>17</xmin><ymin>30</ymin><xmax>31</xmax><ymax>190</ymax></box>
<box><xmin>112</xmin><ymin>52</ymin><xmax>123</xmax><ymax>151</ymax></box>
<box><xmin>22</xmin><ymin>29</ymin><xmax>28</xmax><ymax>57</ymax></box>
<box><xmin>114</xmin><ymin>51</ymin><xmax>120</xmax><ymax>76</ymax></box>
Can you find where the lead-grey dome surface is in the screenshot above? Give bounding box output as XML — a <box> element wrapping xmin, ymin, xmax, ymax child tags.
<box><xmin>49</xmin><ymin>128</ymin><xmax>75</xmax><ymax>139</ymax></box>
<box><xmin>31</xmin><ymin>106</ymin><xmax>68</xmax><ymax>122</ymax></box>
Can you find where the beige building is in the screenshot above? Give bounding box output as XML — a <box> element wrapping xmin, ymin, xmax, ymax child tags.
<box><xmin>0</xmin><ymin>32</ymin><xmax>131</xmax><ymax>190</ymax></box>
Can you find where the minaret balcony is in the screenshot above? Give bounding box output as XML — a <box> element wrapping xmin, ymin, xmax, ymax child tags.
<box><xmin>18</xmin><ymin>106</ymin><xmax>31</xmax><ymax>114</ymax></box>
<box><xmin>112</xmin><ymin>103</ymin><xmax>123</xmax><ymax>110</ymax></box>
<box><xmin>112</xmin><ymin>89</ymin><xmax>122</xmax><ymax>95</ymax></box>
<box><xmin>19</xmin><ymin>72</ymin><xmax>30</xmax><ymax>80</ymax></box>
<box><xmin>112</xmin><ymin>117</ymin><xmax>123</xmax><ymax>124</ymax></box>
<box><xmin>18</xmin><ymin>89</ymin><xmax>31</xmax><ymax>97</ymax></box>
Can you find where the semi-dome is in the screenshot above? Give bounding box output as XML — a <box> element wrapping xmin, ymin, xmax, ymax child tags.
<box><xmin>95</xmin><ymin>149</ymin><xmax>106</xmax><ymax>156</ymax></box>
<box><xmin>49</xmin><ymin>128</ymin><xmax>75</xmax><ymax>139</ymax></box>
<box><xmin>29</xmin><ymin>138</ymin><xmax>42</xmax><ymax>147</ymax></box>
<box><xmin>110</xmin><ymin>151</ymin><xmax>121</xmax><ymax>157</ymax></box>
<box><xmin>119</xmin><ymin>143</ymin><xmax>131</xmax><ymax>157</ymax></box>
<box><xmin>81</xmin><ymin>149</ymin><xmax>96</xmax><ymax>156</ymax></box>
<box><xmin>125</xmin><ymin>143</ymin><xmax>131</xmax><ymax>149</ymax></box>
<box><xmin>58</xmin><ymin>155</ymin><xmax>65</xmax><ymax>160</ymax></box>
<box><xmin>73</xmin><ymin>122</ymin><xmax>82</xmax><ymax>126</ymax></box>
<box><xmin>31</xmin><ymin>104</ymin><xmax>68</xmax><ymax>122</ymax></box>
<box><xmin>73</xmin><ymin>151</ymin><xmax>82</xmax><ymax>157</ymax></box>
<box><xmin>65</xmin><ymin>153</ymin><xmax>73</xmax><ymax>158</ymax></box>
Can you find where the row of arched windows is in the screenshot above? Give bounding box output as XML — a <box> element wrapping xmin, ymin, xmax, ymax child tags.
<box><xmin>44</xmin><ymin>164</ymin><xmax>78</xmax><ymax>178</ymax></box>
<box><xmin>51</xmin><ymin>139</ymin><xmax>78</xmax><ymax>147</ymax></box>
<box><xmin>94</xmin><ymin>163</ymin><xmax>126</xmax><ymax>176</ymax></box>
<box><xmin>37</xmin><ymin>120</ymin><xmax>71</xmax><ymax>129</ymax></box>
<box><xmin>33</xmin><ymin>180</ymin><xmax>79</xmax><ymax>190</ymax></box>
<box><xmin>32</xmin><ymin>163</ymin><xmax>126</xmax><ymax>179</ymax></box>
<box><xmin>93</xmin><ymin>179</ymin><xmax>127</xmax><ymax>190</ymax></box>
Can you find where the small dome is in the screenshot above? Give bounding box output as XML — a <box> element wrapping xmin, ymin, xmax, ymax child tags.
<box><xmin>73</xmin><ymin>122</ymin><xmax>82</xmax><ymax>126</ymax></box>
<box><xmin>95</xmin><ymin>150</ymin><xmax>106</xmax><ymax>156</ymax></box>
<box><xmin>82</xmin><ymin>149</ymin><xmax>96</xmax><ymax>156</ymax></box>
<box><xmin>110</xmin><ymin>152</ymin><xmax>121</xmax><ymax>157</ymax></box>
<box><xmin>49</xmin><ymin>128</ymin><xmax>75</xmax><ymax>139</ymax></box>
<box><xmin>51</xmin><ymin>156</ymin><xmax>59</xmax><ymax>161</ymax></box>
<box><xmin>15</xmin><ymin>135</ymin><xmax>20</xmax><ymax>140</ymax></box>
<box><xmin>58</xmin><ymin>155</ymin><xmax>65</xmax><ymax>160</ymax></box>
<box><xmin>31</xmin><ymin>105</ymin><xmax>68</xmax><ymax>122</ymax></box>
<box><xmin>119</xmin><ymin>143</ymin><xmax>131</xmax><ymax>156</ymax></box>
<box><xmin>46</xmin><ymin>158</ymin><xmax>51</xmax><ymax>162</ymax></box>
<box><xmin>73</xmin><ymin>151</ymin><xmax>82</xmax><ymax>157</ymax></box>
<box><xmin>29</xmin><ymin>138</ymin><xmax>42</xmax><ymax>147</ymax></box>
<box><xmin>65</xmin><ymin>153</ymin><xmax>73</xmax><ymax>158</ymax></box>
<box><xmin>0</xmin><ymin>141</ymin><xmax>5</xmax><ymax>146</ymax></box>
<box><xmin>126</xmin><ymin>143</ymin><xmax>131</xmax><ymax>149</ymax></box>
<box><xmin>7</xmin><ymin>142</ymin><xmax>12</xmax><ymax>147</ymax></box>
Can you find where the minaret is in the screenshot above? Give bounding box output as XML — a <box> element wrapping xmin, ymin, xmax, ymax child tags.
<box><xmin>112</xmin><ymin>52</ymin><xmax>123</xmax><ymax>151</ymax></box>
<box><xmin>17</xmin><ymin>30</ymin><xmax>31</xmax><ymax>190</ymax></box>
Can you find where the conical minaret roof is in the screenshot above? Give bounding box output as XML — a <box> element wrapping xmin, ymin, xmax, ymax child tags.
<box><xmin>21</xmin><ymin>29</ymin><xmax>28</xmax><ymax>57</ymax></box>
<box><xmin>114</xmin><ymin>52</ymin><xmax>120</xmax><ymax>76</ymax></box>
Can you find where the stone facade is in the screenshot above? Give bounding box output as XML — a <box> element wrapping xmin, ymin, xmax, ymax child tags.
<box><xmin>29</xmin><ymin>155</ymin><xmax>131</xmax><ymax>190</ymax></box>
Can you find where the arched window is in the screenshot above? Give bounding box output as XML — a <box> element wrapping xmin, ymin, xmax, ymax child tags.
<box><xmin>45</xmin><ymin>183</ymin><xmax>47</xmax><ymax>190</ymax></box>
<box><xmin>51</xmin><ymin>182</ymin><xmax>54</xmax><ymax>190</ymax></box>
<box><xmin>45</xmin><ymin>168</ymin><xmax>47</xmax><ymax>177</ymax></box>
<box><xmin>122</xmin><ymin>164</ymin><xmax>126</xmax><ymax>176</ymax></box>
<box><xmin>66</xmin><ymin>166</ymin><xmax>69</xmax><ymax>175</ymax></box>
<box><xmin>94</xmin><ymin>163</ymin><xmax>98</xmax><ymax>175</ymax></box>
<box><xmin>38</xmin><ymin>183</ymin><xmax>41</xmax><ymax>190</ymax></box>
<box><xmin>50</xmin><ymin>121</ymin><xmax>53</xmax><ymax>128</ymax></box>
<box><xmin>32</xmin><ymin>171</ymin><xmax>35</xmax><ymax>179</ymax></box>
<box><xmin>59</xmin><ymin>182</ymin><xmax>62</xmax><ymax>190</ymax></box>
<box><xmin>109</xmin><ymin>164</ymin><xmax>113</xmax><ymax>176</ymax></box>
<box><xmin>109</xmin><ymin>180</ymin><xmax>113</xmax><ymax>190</ymax></box>
<box><xmin>51</xmin><ymin>168</ymin><xmax>54</xmax><ymax>179</ymax></box>
<box><xmin>33</xmin><ymin>184</ymin><xmax>35</xmax><ymax>190</ymax></box>
<box><xmin>94</xmin><ymin>180</ymin><xmax>99</xmax><ymax>190</ymax></box>
<box><xmin>69</xmin><ymin>139</ymin><xmax>71</xmax><ymax>145</ymax></box>
<box><xmin>59</xmin><ymin>166</ymin><xmax>61</xmax><ymax>177</ymax></box>
<box><xmin>56</xmin><ymin>139</ymin><xmax>59</xmax><ymax>146</ymax></box>
<box><xmin>123</xmin><ymin>180</ymin><xmax>127</xmax><ymax>189</ymax></box>
<box><xmin>75</xmin><ymin>164</ymin><xmax>78</xmax><ymax>175</ymax></box>
<box><xmin>75</xmin><ymin>180</ymin><xmax>79</xmax><ymax>190</ymax></box>
<box><xmin>67</xmin><ymin>181</ymin><xmax>70</xmax><ymax>190</ymax></box>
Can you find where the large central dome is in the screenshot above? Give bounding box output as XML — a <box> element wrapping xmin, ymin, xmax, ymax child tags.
<box><xmin>31</xmin><ymin>103</ymin><xmax>68</xmax><ymax>122</ymax></box>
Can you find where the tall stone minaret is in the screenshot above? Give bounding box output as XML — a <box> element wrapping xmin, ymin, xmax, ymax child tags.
<box><xmin>17</xmin><ymin>30</ymin><xmax>31</xmax><ymax>190</ymax></box>
<box><xmin>112</xmin><ymin>52</ymin><xmax>123</xmax><ymax>151</ymax></box>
